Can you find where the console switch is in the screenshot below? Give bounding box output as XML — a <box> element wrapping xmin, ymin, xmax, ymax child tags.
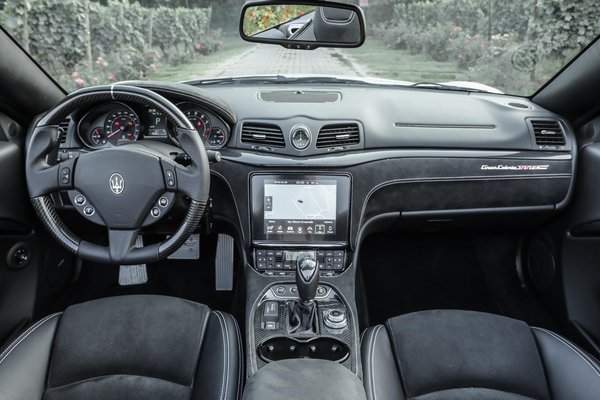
<box><xmin>262</xmin><ymin>300</ymin><xmax>280</xmax><ymax>330</ymax></box>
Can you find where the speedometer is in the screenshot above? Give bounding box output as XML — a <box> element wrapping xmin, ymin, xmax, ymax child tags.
<box><xmin>185</xmin><ymin>110</ymin><xmax>212</xmax><ymax>140</ymax></box>
<box><xmin>104</xmin><ymin>108</ymin><xmax>140</xmax><ymax>145</ymax></box>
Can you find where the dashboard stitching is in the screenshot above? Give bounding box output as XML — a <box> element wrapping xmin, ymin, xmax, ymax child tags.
<box><xmin>210</xmin><ymin>170</ymin><xmax>246</xmax><ymax>244</ymax></box>
<box><xmin>357</xmin><ymin>174</ymin><xmax>572</xmax><ymax>238</ymax></box>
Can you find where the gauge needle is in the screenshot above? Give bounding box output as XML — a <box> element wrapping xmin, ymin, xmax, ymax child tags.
<box><xmin>107</xmin><ymin>128</ymin><xmax>122</xmax><ymax>138</ymax></box>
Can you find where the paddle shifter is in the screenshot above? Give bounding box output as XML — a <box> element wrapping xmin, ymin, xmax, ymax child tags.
<box><xmin>288</xmin><ymin>255</ymin><xmax>319</xmax><ymax>334</ymax></box>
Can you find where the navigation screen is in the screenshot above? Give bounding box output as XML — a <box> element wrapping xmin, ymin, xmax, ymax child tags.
<box><xmin>263</xmin><ymin>179</ymin><xmax>337</xmax><ymax>236</ymax></box>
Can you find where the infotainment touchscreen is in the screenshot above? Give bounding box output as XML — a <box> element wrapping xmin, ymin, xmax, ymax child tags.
<box><xmin>251</xmin><ymin>174</ymin><xmax>351</xmax><ymax>243</ymax></box>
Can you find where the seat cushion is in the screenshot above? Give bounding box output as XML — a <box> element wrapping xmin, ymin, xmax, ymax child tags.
<box><xmin>0</xmin><ymin>295</ymin><xmax>242</xmax><ymax>400</ymax></box>
<box><xmin>362</xmin><ymin>310</ymin><xmax>600</xmax><ymax>400</ymax></box>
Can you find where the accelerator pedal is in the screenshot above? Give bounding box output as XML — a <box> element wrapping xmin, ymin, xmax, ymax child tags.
<box><xmin>215</xmin><ymin>234</ymin><xmax>234</xmax><ymax>291</ymax></box>
<box><xmin>118</xmin><ymin>235</ymin><xmax>148</xmax><ymax>286</ymax></box>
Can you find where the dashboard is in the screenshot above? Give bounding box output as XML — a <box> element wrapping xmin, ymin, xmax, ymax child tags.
<box><xmin>74</xmin><ymin>101</ymin><xmax>230</xmax><ymax>149</ymax></box>
<box><xmin>56</xmin><ymin>81</ymin><xmax>577</xmax><ymax>277</ymax></box>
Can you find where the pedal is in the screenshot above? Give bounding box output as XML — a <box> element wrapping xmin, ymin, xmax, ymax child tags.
<box><xmin>215</xmin><ymin>234</ymin><xmax>234</xmax><ymax>291</ymax></box>
<box><xmin>119</xmin><ymin>236</ymin><xmax>148</xmax><ymax>286</ymax></box>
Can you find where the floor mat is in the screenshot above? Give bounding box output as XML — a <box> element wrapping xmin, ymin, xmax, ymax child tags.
<box><xmin>359</xmin><ymin>232</ymin><xmax>559</xmax><ymax>332</ymax></box>
<box><xmin>48</xmin><ymin>234</ymin><xmax>245</xmax><ymax>323</ymax></box>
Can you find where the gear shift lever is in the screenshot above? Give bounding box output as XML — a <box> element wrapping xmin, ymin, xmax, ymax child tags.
<box><xmin>296</xmin><ymin>255</ymin><xmax>319</xmax><ymax>304</ymax></box>
<box><xmin>288</xmin><ymin>255</ymin><xmax>319</xmax><ymax>334</ymax></box>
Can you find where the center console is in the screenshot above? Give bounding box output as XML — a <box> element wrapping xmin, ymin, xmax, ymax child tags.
<box><xmin>247</xmin><ymin>173</ymin><xmax>359</xmax><ymax>376</ymax></box>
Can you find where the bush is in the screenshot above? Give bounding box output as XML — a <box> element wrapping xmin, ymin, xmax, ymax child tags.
<box><xmin>448</xmin><ymin>28</ymin><xmax>487</xmax><ymax>69</ymax></box>
<box><xmin>383</xmin><ymin>23</ymin><xmax>412</xmax><ymax>50</ymax></box>
<box><xmin>421</xmin><ymin>23</ymin><xmax>454</xmax><ymax>62</ymax></box>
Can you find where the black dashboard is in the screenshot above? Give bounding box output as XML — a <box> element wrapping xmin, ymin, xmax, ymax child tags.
<box><xmin>55</xmin><ymin>81</ymin><xmax>576</xmax><ymax>276</ymax></box>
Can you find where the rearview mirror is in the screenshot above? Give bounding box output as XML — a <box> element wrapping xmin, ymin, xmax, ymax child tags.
<box><xmin>240</xmin><ymin>1</ymin><xmax>366</xmax><ymax>50</ymax></box>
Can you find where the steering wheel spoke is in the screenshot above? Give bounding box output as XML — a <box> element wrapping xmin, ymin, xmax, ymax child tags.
<box><xmin>26</xmin><ymin>126</ymin><xmax>77</xmax><ymax>197</ymax></box>
<box><xmin>108</xmin><ymin>228</ymin><xmax>141</xmax><ymax>264</ymax></box>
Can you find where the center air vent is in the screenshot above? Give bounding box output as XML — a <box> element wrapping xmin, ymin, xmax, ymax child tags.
<box><xmin>530</xmin><ymin>119</ymin><xmax>566</xmax><ymax>147</ymax></box>
<box><xmin>316</xmin><ymin>123</ymin><xmax>360</xmax><ymax>148</ymax></box>
<box><xmin>241</xmin><ymin>122</ymin><xmax>285</xmax><ymax>148</ymax></box>
<box><xmin>58</xmin><ymin>116</ymin><xmax>71</xmax><ymax>144</ymax></box>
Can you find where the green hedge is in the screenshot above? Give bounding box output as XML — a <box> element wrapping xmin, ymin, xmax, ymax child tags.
<box><xmin>371</xmin><ymin>0</ymin><xmax>600</xmax><ymax>76</ymax></box>
<box><xmin>1</xmin><ymin>0</ymin><xmax>217</xmax><ymax>90</ymax></box>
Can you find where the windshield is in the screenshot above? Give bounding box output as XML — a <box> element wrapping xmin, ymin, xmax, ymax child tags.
<box><xmin>1</xmin><ymin>0</ymin><xmax>598</xmax><ymax>96</ymax></box>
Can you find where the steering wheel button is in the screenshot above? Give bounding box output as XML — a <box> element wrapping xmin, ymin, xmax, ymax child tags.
<box><xmin>74</xmin><ymin>195</ymin><xmax>86</xmax><ymax>206</ymax></box>
<box><xmin>151</xmin><ymin>208</ymin><xmax>161</xmax><ymax>218</ymax></box>
<box><xmin>159</xmin><ymin>197</ymin><xmax>168</xmax><ymax>207</ymax></box>
<box><xmin>83</xmin><ymin>206</ymin><xmax>95</xmax><ymax>216</ymax></box>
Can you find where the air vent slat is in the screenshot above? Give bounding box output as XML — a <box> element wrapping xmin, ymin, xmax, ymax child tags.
<box><xmin>530</xmin><ymin>119</ymin><xmax>566</xmax><ymax>147</ymax></box>
<box><xmin>316</xmin><ymin>123</ymin><xmax>360</xmax><ymax>148</ymax></box>
<box><xmin>241</xmin><ymin>122</ymin><xmax>285</xmax><ymax>148</ymax></box>
<box><xmin>58</xmin><ymin>116</ymin><xmax>71</xmax><ymax>144</ymax></box>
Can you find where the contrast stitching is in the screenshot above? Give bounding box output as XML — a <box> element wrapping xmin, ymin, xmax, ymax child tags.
<box><xmin>371</xmin><ymin>325</ymin><xmax>383</xmax><ymax>400</ymax></box>
<box><xmin>0</xmin><ymin>313</ymin><xmax>62</xmax><ymax>366</ymax></box>
<box><xmin>357</xmin><ymin>174</ymin><xmax>571</xmax><ymax>235</ymax></box>
<box><xmin>232</xmin><ymin>315</ymin><xmax>244</xmax><ymax>400</ymax></box>
<box><xmin>368</xmin><ymin>325</ymin><xmax>383</xmax><ymax>400</ymax></box>
<box><xmin>214</xmin><ymin>311</ymin><xmax>231</xmax><ymax>400</ymax></box>
<box><xmin>532</xmin><ymin>327</ymin><xmax>600</xmax><ymax>377</ymax></box>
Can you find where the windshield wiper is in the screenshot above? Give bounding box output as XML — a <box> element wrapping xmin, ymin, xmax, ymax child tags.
<box><xmin>186</xmin><ymin>75</ymin><xmax>376</xmax><ymax>86</ymax></box>
<box><xmin>409</xmin><ymin>82</ymin><xmax>490</xmax><ymax>93</ymax></box>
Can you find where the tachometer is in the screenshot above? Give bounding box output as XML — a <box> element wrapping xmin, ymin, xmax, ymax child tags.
<box><xmin>105</xmin><ymin>108</ymin><xmax>140</xmax><ymax>145</ymax></box>
<box><xmin>185</xmin><ymin>110</ymin><xmax>212</xmax><ymax>139</ymax></box>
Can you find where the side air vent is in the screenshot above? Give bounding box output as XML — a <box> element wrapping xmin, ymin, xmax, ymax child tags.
<box><xmin>241</xmin><ymin>122</ymin><xmax>285</xmax><ymax>148</ymax></box>
<box><xmin>530</xmin><ymin>119</ymin><xmax>566</xmax><ymax>147</ymax></box>
<box><xmin>58</xmin><ymin>116</ymin><xmax>71</xmax><ymax>144</ymax></box>
<box><xmin>316</xmin><ymin>123</ymin><xmax>360</xmax><ymax>148</ymax></box>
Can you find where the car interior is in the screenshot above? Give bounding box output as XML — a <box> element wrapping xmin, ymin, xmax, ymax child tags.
<box><xmin>1</xmin><ymin>0</ymin><xmax>600</xmax><ymax>399</ymax></box>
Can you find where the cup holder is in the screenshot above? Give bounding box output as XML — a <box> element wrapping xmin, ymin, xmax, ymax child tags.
<box><xmin>258</xmin><ymin>336</ymin><xmax>350</xmax><ymax>363</ymax></box>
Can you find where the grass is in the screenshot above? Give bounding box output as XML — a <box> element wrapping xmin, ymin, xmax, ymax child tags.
<box><xmin>151</xmin><ymin>37</ymin><xmax>253</xmax><ymax>82</ymax></box>
<box><xmin>343</xmin><ymin>39</ymin><xmax>472</xmax><ymax>83</ymax></box>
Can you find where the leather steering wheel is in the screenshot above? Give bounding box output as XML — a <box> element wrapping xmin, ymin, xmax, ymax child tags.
<box><xmin>25</xmin><ymin>84</ymin><xmax>210</xmax><ymax>265</ymax></box>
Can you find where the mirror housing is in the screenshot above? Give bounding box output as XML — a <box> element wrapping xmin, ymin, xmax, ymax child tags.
<box><xmin>239</xmin><ymin>0</ymin><xmax>366</xmax><ymax>50</ymax></box>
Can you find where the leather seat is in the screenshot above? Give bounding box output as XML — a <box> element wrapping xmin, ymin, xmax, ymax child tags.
<box><xmin>361</xmin><ymin>310</ymin><xmax>600</xmax><ymax>400</ymax></box>
<box><xmin>0</xmin><ymin>295</ymin><xmax>242</xmax><ymax>400</ymax></box>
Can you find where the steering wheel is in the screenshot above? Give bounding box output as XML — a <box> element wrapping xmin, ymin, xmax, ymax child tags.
<box><xmin>25</xmin><ymin>85</ymin><xmax>210</xmax><ymax>265</ymax></box>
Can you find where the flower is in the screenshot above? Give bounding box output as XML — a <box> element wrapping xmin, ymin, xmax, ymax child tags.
<box><xmin>71</xmin><ymin>71</ymin><xmax>78</xmax><ymax>77</ymax></box>
<box><xmin>249</xmin><ymin>11</ymin><xmax>254</xmax><ymax>17</ymax></box>
<box><xmin>194</xmin><ymin>43</ymin><xmax>202</xmax><ymax>50</ymax></box>
<box><xmin>150</xmin><ymin>63</ymin><xmax>157</xmax><ymax>72</ymax></box>
<box><xmin>285</xmin><ymin>8</ymin><xmax>289</xmax><ymax>13</ymax></box>
<box><xmin>75</xmin><ymin>78</ymin><xmax>84</xmax><ymax>86</ymax></box>
<box><xmin>261</xmin><ymin>17</ymin><xmax>269</xmax><ymax>23</ymax></box>
<box><xmin>297</xmin><ymin>10</ymin><xmax>303</xmax><ymax>15</ymax></box>
<box><xmin>107</xmin><ymin>73</ymin><xmax>116</xmax><ymax>81</ymax></box>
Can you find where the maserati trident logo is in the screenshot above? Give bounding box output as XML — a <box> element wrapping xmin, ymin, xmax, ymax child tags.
<box><xmin>109</xmin><ymin>173</ymin><xmax>125</xmax><ymax>195</ymax></box>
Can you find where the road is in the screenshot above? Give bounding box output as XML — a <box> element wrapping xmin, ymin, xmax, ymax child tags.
<box><xmin>201</xmin><ymin>44</ymin><xmax>366</xmax><ymax>78</ymax></box>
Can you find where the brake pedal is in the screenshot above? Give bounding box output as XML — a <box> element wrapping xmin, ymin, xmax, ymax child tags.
<box><xmin>215</xmin><ymin>234</ymin><xmax>234</xmax><ymax>291</ymax></box>
<box><xmin>119</xmin><ymin>236</ymin><xmax>148</xmax><ymax>286</ymax></box>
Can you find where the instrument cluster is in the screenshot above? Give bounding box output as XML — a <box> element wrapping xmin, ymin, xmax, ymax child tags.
<box><xmin>76</xmin><ymin>101</ymin><xmax>230</xmax><ymax>149</ymax></box>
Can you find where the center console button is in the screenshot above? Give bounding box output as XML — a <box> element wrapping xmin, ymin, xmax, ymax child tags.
<box><xmin>275</xmin><ymin>286</ymin><xmax>286</xmax><ymax>295</ymax></box>
<box><xmin>256</xmin><ymin>249</ymin><xmax>267</xmax><ymax>257</ymax></box>
<box><xmin>317</xmin><ymin>286</ymin><xmax>327</xmax><ymax>296</ymax></box>
<box><xmin>334</xmin><ymin>250</ymin><xmax>345</xmax><ymax>257</ymax></box>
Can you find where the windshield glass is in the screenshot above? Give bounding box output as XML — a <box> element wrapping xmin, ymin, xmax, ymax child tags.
<box><xmin>1</xmin><ymin>0</ymin><xmax>598</xmax><ymax>96</ymax></box>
